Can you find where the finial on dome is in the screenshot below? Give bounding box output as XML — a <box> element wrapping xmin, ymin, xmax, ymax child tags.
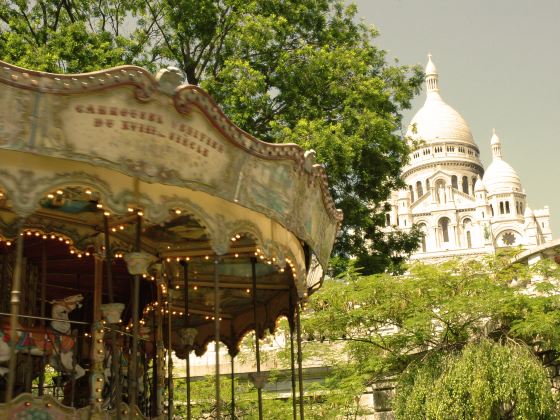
<box><xmin>425</xmin><ymin>53</ymin><xmax>439</xmax><ymax>93</ymax></box>
<box><xmin>491</xmin><ymin>128</ymin><xmax>502</xmax><ymax>159</ymax></box>
<box><xmin>426</xmin><ymin>54</ymin><xmax>437</xmax><ymax>75</ymax></box>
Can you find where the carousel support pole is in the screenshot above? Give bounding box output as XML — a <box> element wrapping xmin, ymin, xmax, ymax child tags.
<box><xmin>296</xmin><ymin>300</ymin><xmax>305</xmax><ymax>420</ymax></box>
<box><xmin>7</xmin><ymin>231</ymin><xmax>24</xmax><ymax>402</ymax></box>
<box><xmin>0</xmin><ymin>253</ymin><xmax>7</xmax><ymax>313</ymax></box>
<box><xmin>166</xmin><ymin>292</ymin><xmax>173</xmax><ymax>420</ymax></box>
<box><xmin>214</xmin><ymin>257</ymin><xmax>221</xmax><ymax>420</ymax></box>
<box><xmin>150</xmin><ymin>280</ymin><xmax>159</xmax><ymax>417</ymax></box>
<box><xmin>38</xmin><ymin>241</ymin><xmax>47</xmax><ymax>396</ymax></box>
<box><xmin>289</xmin><ymin>293</ymin><xmax>297</xmax><ymax>420</ymax></box>
<box><xmin>69</xmin><ymin>328</ymin><xmax>79</xmax><ymax>406</ymax></box>
<box><xmin>230</xmin><ymin>346</ymin><xmax>235</xmax><ymax>420</ymax></box>
<box><xmin>251</xmin><ymin>257</ymin><xmax>263</xmax><ymax>420</ymax></box>
<box><xmin>181</xmin><ymin>261</ymin><xmax>192</xmax><ymax>420</ymax></box>
<box><xmin>153</xmin><ymin>275</ymin><xmax>166</xmax><ymax>417</ymax></box>
<box><xmin>90</xmin><ymin>253</ymin><xmax>105</xmax><ymax>413</ymax></box>
<box><xmin>150</xmin><ymin>311</ymin><xmax>157</xmax><ymax>416</ymax></box>
<box><xmin>93</xmin><ymin>257</ymin><xmax>103</xmax><ymax>330</ymax></box>
<box><xmin>103</xmin><ymin>215</ymin><xmax>122</xmax><ymax>419</ymax></box>
<box><xmin>129</xmin><ymin>213</ymin><xmax>142</xmax><ymax>410</ymax></box>
<box><xmin>90</xmin><ymin>320</ymin><xmax>105</xmax><ymax>411</ymax></box>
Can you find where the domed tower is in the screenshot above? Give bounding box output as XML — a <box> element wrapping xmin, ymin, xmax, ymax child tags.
<box><xmin>403</xmin><ymin>54</ymin><xmax>484</xmax><ymax>203</ymax></box>
<box><xmin>386</xmin><ymin>54</ymin><xmax>553</xmax><ymax>260</ymax></box>
<box><xmin>482</xmin><ymin>129</ymin><xmax>551</xmax><ymax>247</ymax></box>
<box><xmin>393</xmin><ymin>55</ymin><xmax>485</xmax><ymax>256</ymax></box>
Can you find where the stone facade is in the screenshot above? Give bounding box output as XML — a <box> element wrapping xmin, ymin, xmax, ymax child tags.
<box><xmin>385</xmin><ymin>56</ymin><xmax>552</xmax><ymax>261</ymax></box>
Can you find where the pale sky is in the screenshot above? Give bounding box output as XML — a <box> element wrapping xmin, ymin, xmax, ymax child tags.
<box><xmin>353</xmin><ymin>0</ymin><xmax>560</xmax><ymax>236</ymax></box>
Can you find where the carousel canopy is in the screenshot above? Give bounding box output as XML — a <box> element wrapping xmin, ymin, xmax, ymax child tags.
<box><xmin>0</xmin><ymin>61</ymin><xmax>342</xmax><ymax>355</ymax></box>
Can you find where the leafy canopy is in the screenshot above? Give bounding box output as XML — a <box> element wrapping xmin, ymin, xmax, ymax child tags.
<box><xmin>303</xmin><ymin>255</ymin><xmax>560</xmax><ymax>415</ymax></box>
<box><xmin>0</xmin><ymin>0</ymin><xmax>423</xmax><ymax>273</ymax></box>
<box><xmin>395</xmin><ymin>340</ymin><xmax>558</xmax><ymax>420</ymax></box>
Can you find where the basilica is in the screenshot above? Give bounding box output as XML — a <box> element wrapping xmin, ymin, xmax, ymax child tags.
<box><xmin>386</xmin><ymin>55</ymin><xmax>552</xmax><ymax>260</ymax></box>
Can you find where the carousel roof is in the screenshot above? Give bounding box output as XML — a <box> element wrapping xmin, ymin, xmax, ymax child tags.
<box><xmin>0</xmin><ymin>60</ymin><xmax>342</xmax><ymax>356</ymax></box>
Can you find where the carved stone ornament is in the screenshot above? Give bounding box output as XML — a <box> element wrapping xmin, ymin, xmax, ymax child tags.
<box><xmin>100</xmin><ymin>302</ymin><xmax>125</xmax><ymax>324</ymax></box>
<box><xmin>124</xmin><ymin>252</ymin><xmax>156</xmax><ymax>275</ymax></box>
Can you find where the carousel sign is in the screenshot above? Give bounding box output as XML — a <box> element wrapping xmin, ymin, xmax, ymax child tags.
<box><xmin>0</xmin><ymin>65</ymin><xmax>341</xmax><ymax>269</ymax></box>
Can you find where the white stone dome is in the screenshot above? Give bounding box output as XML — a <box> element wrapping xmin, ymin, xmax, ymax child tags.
<box><xmin>406</xmin><ymin>56</ymin><xmax>474</xmax><ymax>145</ymax></box>
<box><xmin>483</xmin><ymin>159</ymin><xmax>522</xmax><ymax>194</ymax></box>
<box><xmin>482</xmin><ymin>130</ymin><xmax>522</xmax><ymax>195</ymax></box>
<box><xmin>406</xmin><ymin>95</ymin><xmax>475</xmax><ymax>144</ymax></box>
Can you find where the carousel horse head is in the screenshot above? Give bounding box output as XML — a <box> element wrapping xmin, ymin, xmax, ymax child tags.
<box><xmin>50</xmin><ymin>294</ymin><xmax>84</xmax><ymax>334</ymax></box>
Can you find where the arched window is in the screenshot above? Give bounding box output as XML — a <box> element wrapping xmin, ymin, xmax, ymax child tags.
<box><xmin>385</xmin><ymin>213</ymin><xmax>391</xmax><ymax>226</ymax></box>
<box><xmin>463</xmin><ymin>218</ymin><xmax>472</xmax><ymax>248</ymax></box>
<box><xmin>505</xmin><ymin>201</ymin><xmax>510</xmax><ymax>214</ymax></box>
<box><xmin>472</xmin><ymin>177</ymin><xmax>477</xmax><ymax>195</ymax></box>
<box><xmin>462</xmin><ymin>176</ymin><xmax>469</xmax><ymax>194</ymax></box>
<box><xmin>418</xmin><ymin>223</ymin><xmax>427</xmax><ymax>252</ymax></box>
<box><xmin>451</xmin><ymin>175</ymin><xmax>458</xmax><ymax>189</ymax></box>
<box><xmin>439</xmin><ymin>217</ymin><xmax>450</xmax><ymax>243</ymax></box>
<box><xmin>416</xmin><ymin>180</ymin><xmax>424</xmax><ymax>198</ymax></box>
<box><xmin>500</xmin><ymin>202</ymin><xmax>504</xmax><ymax>214</ymax></box>
<box><xmin>426</xmin><ymin>179</ymin><xmax>430</xmax><ymax>192</ymax></box>
<box><xmin>490</xmin><ymin>205</ymin><xmax>494</xmax><ymax>217</ymax></box>
<box><xmin>409</xmin><ymin>185</ymin><xmax>415</xmax><ymax>202</ymax></box>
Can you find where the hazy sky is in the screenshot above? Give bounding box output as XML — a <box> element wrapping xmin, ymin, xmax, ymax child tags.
<box><xmin>353</xmin><ymin>0</ymin><xmax>560</xmax><ymax>236</ymax></box>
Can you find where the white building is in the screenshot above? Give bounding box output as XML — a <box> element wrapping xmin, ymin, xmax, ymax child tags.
<box><xmin>386</xmin><ymin>55</ymin><xmax>552</xmax><ymax>260</ymax></box>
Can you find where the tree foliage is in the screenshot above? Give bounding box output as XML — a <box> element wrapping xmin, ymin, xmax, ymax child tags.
<box><xmin>303</xmin><ymin>255</ymin><xmax>560</xmax><ymax>416</ymax></box>
<box><xmin>0</xmin><ymin>0</ymin><xmax>423</xmax><ymax>273</ymax></box>
<box><xmin>395</xmin><ymin>341</ymin><xmax>557</xmax><ymax>419</ymax></box>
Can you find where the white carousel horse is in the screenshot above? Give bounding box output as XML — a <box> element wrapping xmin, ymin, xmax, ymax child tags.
<box><xmin>0</xmin><ymin>294</ymin><xmax>86</xmax><ymax>379</ymax></box>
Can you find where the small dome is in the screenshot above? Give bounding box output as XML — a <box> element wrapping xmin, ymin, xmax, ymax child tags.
<box><xmin>483</xmin><ymin>130</ymin><xmax>522</xmax><ymax>195</ymax></box>
<box><xmin>483</xmin><ymin>159</ymin><xmax>522</xmax><ymax>195</ymax></box>
<box><xmin>524</xmin><ymin>206</ymin><xmax>534</xmax><ymax>218</ymax></box>
<box><xmin>474</xmin><ymin>176</ymin><xmax>486</xmax><ymax>192</ymax></box>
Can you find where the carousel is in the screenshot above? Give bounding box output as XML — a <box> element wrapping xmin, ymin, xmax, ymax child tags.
<box><xmin>0</xmin><ymin>60</ymin><xmax>341</xmax><ymax>419</ymax></box>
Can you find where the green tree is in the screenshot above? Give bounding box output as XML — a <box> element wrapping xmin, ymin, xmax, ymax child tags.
<box><xmin>303</xmin><ymin>255</ymin><xmax>560</xmax><ymax>416</ymax></box>
<box><xmin>395</xmin><ymin>341</ymin><xmax>557</xmax><ymax>419</ymax></box>
<box><xmin>0</xmin><ymin>0</ymin><xmax>423</xmax><ymax>273</ymax></box>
